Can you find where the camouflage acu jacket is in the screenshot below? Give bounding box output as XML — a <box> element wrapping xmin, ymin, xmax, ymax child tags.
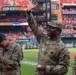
<box><xmin>0</xmin><ymin>42</ymin><xmax>23</xmax><ymax>75</ymax></box>
<box><xmin>26</xmin><ymin>12</ymin><xmax>70</xmax><ymax>75</ymax></box>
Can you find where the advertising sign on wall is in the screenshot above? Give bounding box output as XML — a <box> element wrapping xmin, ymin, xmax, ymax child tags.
<box><xmin>0</xmin><ymin>22</ymin><xmax>12</xmax><ymax>26</ymax></box>
<box><xmin>2</xmin><ymin>6</ymin><xmax>27</xmax><ymax>11</ymax></box>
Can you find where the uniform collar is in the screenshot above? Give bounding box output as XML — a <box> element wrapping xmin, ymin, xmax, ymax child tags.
<box><xmin>5</xmin><ymin>41</ymin><xmax>12</xmax><ymax>50</ymax></box>
<box><xmin>45</xmin><ymin>35</ymin><xmax>61</xmax><ymax>45</ymax></box>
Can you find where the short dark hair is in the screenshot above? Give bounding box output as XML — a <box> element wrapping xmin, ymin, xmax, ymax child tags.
<box><xmin>0</xmin><ymin>32</ymin><xmax>5</xmax><ymax>43</ymax></box>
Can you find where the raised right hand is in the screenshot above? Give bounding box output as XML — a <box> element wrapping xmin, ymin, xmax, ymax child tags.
<box><xmin>26</xmin><ymin>0</ymin><xmax>38</xmax><ymax>11</ymax></box>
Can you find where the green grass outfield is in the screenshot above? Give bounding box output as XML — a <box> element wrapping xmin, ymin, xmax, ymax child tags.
<box><xmin>21</xmin><ymin>48</ymin><xmax>76</xmax><ymax>75</ymax></box>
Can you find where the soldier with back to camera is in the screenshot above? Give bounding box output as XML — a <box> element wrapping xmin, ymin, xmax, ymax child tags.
<box><xmin>0</xmin><ymin>32</ymin><xmax>23</xmax><ymax>75</ymax></box>
<box><xmin>26</xmin><ymin>1</ymin><xmax>70</xmax><ymax>75</ymax></box>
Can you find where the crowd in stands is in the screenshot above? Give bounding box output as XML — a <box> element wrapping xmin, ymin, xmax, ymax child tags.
<box><xmin>62</xmin><ymin>24</ymin><xmax>76</xmax><ymax>35</ymax></box>
<box><xmin>0</xmin><ymin>0</ymin><xmax>9</xmax><ymax>6</ymax></box>
<box><xmin>62</xmin><ymin>7</ymin><xmax>76</xmax><ymax>35</ymax></box>
<box><xmin>62</xmin><ymin>8</ymin><xmax>76</xmax><ymax>12</ymax></box>
<box><xmin>5</xmin><ymin>31</ymin><xmax>36</xmax><ymax>42</ymax></box>
<box><xmin>5</xmin><ymin>32</ymin><xmax>26</xmax><ymax>42</ymax></box>
<box><xmin>27</xmin><ymin>32</ymin><xmax>36</xmax><ymax>39</ymax></box>
<box><xmin>0</xmin><ymin>15</ymin><xmax>26</xmax><ymax>22</ymax></box>
<box><xmin>62</xmin><ymin>29</ymin><xmax>76</xmax><ymax>35</ymax></box>
<box><xmin>63</xmin><ymin>24</ymin><xmax>73</xmax><ymax>29</ymax></box>
<box><xmin>4</xmin><ymin>31</ymin><xmax>37</xmax><ymax>42</ymax></box>
<box><xmin>0</xmin><ymin>15</ymin><xmax>46</xmax><ymax>22</ymax></box>
<box><xmin>63</xmin><ymin>15</ymin><xmax>76</xmax><ymax>20</ymax></box>
<box><xmin>62</xmin><ymin>8</ymin><xmax>76</xmax><ymax>20</ymax></box>
<box><xmin>0</xmin><ymin>0</ymin><xmax>29</xmax><ymax>6</ymax></box>
<box><xmin>1</xmin><ymin>25</ymin><xmax>44</xmax><ymax>42</ymax></box>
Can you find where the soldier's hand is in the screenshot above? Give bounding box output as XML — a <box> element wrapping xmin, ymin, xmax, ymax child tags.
<box><xmin>37</xmin><ymin>64</ymin><xmax>46</xmax><ymax>71</ymax></box>
<box><xmin>27</xmin><ymin>0</ymin><xmax>38</xmax><ymax>11</ymax></box>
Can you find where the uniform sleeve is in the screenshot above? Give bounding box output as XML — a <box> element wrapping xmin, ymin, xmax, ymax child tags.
<box><xmin>46</xmin><ymin>47</ymin><xmax>70</xmax><ymax>75</ymax></box>
<box><xmin>1</xmin><ymin>45</ymin><xmax>23</xmax><ymax>69</ymax></box>
<box><xmin>26</xmin><ymin>11</ymin><xmax>44</xmax><ymax>43</ymax></box>
<box><xmin>0</xmin><ymin>49</ymin><xmax>4</xmax><ymax>69</ymax></box>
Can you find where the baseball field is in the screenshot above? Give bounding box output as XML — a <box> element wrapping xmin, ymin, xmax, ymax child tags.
<box><xmin>21</xmin><ymin>48</ymin><xmax>76</xmax><ymax>75</ymax></box>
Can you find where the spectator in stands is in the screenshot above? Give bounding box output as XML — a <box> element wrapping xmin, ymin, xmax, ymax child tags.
<box><xmin>0</xmin><ymin>32</ymin><xmax>23</xmax><ymax>75</ymax></box>
<box><xmin>26</xmin><ymin>1</ymin><xmax>70</xmax><ymax>75</ymax></box>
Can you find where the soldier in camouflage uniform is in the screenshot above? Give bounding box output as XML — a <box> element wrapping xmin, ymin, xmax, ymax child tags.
<box><xmin>72</xmin><ymin>55</ymin><xmax>76</xmax><ymax>75</ymax></box>
<box><xmin>26</xmin><ymin>1</ymin><xmax>70</xmax><ymax>75</ymax></box>
<box><xmin>0</xmin><ymin>32</ymin><xmax>23</xmax><ymax>75</ymax></box>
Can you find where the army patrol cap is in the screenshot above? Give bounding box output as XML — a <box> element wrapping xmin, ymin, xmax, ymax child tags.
<box><xmin>48</xmin><ymin>20</ymin><xmax>63</xmax><ymax>30</ymax></box>
<box><xmin>0</xmin><ymin>32</ymin><xmax>5</xmax><ymax>43</ymax></box>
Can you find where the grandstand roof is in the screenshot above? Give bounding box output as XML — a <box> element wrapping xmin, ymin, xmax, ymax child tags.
<box><xmin>0</xmin><ymin>0</ymin><xmax>30</xmax><ymax>6</ymax></box>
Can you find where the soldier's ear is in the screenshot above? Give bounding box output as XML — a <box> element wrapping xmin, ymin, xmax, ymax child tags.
<box><xmin>57</xmin><ymin>29</ymin><xmax>61</xmax><ymax>34</ymax></box>
<box><xmin>57</xmin><ymin>31</ymin><xmax>60</xmax><ymax>35</ymax></box>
